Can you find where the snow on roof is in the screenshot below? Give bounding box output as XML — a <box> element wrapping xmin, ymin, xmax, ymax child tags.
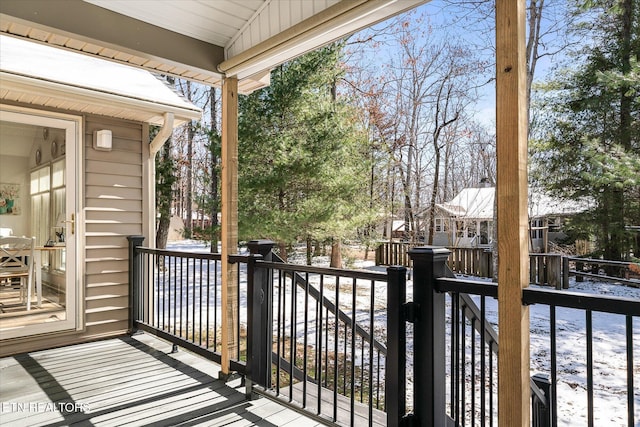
<box><xmin>0</xmin><ymin>35</ymin><xmax>201</xmax><ymax>123</ymax></box>
<box><xmin>437</xmin><ymin>187</ymin><xmax>589</xmax><ymax>220</ymax></box>
<box><xmin>527</xmin><ymin>188</ymin><xmax>592</xmax><ymax>217</ymax></box>
<box><xmin>437</xmin><ymin>187</ymin><xmax>495</xmax><ymax>220</ymax></box>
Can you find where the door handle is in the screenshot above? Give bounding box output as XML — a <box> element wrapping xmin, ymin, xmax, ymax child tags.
<box><xmin>62</xmin><ymin>214</ymin><xmax>75</xmax><ymax>235</ymax></box>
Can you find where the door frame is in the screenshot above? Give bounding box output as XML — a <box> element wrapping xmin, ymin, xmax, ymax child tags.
<box><xmin>0</xmin><ymin>105</ymin><xmax>84</xmax><ymax>339</ymax></box>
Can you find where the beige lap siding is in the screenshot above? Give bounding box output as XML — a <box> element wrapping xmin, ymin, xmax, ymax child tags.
<box><xmin>84</xmin><ymin>116</ymin><xmax>144</xmax><ymax>336</ymax></box>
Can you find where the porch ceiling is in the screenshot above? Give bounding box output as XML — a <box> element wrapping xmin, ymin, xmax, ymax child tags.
<box><xmin>0</xmin><ymin>0</ymin><xmax>428</xmax><ymax>93</ymax></box>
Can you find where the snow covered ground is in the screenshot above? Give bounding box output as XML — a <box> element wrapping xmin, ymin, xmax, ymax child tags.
<box><xmin>165</xmin><ymin>241</ymin><xmax>639</xmax><ymax>426</ymax></box>
<box><xmin>468</xmin><ymin>278</ymin><xmax>639</xmax><ymax>426</ymax></box>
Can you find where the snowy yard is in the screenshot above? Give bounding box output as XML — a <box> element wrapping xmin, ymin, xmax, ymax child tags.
<box><xmin>164</xmin><ymin>241</ymin><xmax>639</xmax><ymax>426</ymax></box>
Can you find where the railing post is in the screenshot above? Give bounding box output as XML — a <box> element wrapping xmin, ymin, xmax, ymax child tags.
<box><xmin>562</xmin><ymin>257</ymin><xmax>570</xmax><ymax>289</ymax></box>
<box><xmin>127</xmin><ymin>235</ymin><xmax>145</xmax><ymax>335</ymax></box>
<box><xmin>408</xmin><ymin>246</ymin><xmax>450</xmax><ymax>427</ymax></box>
<box><xmin>246</xmin><ymin>240</ymin><xmax>275</xmax><ymax>393</ymax></box>
<box><xmin>576</xmin><ymin>261</ymin><xmax>584</xmax><ymax>282</ymax></box>
<box><xmin>547</xmin><ymin>255</ymin><xmax>562</xmax><ymax>289</ymax></box>
<box><xmin>386</xmin><ymin>265</ymin><xmax>408</xmax><ymax>425</ymax></box>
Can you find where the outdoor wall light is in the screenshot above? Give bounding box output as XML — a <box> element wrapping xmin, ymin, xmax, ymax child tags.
<box><xmin>94</xmin><ymin>129</ymin><xmax>112</xmax><ymax>151</ymax></box>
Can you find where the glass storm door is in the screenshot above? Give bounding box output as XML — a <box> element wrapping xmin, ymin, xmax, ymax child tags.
<box><xmin>0</xmin><ymin>107</ymin><xmax>80</xmax><ymax>339</ymax></box>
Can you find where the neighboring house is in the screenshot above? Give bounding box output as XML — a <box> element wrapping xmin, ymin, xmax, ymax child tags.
<box><xmin>433</xmin><ymin>186</ymin><xmax>588</xmax><ymax>252</ymax></box>
<box><xmin>0</xmin><ymin>35</ymin><xmax>201</xmax><ymax>354</ymax></box>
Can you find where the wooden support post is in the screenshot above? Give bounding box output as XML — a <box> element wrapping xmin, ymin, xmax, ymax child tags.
<box><xmin>496</xmin><ymin>1</ymin><xmax>530</xmax><ymax>426</ymax></box>
<box><xmin>221</xmin><ymin>76</ymin><xmax>239</xmax><ymax>377</ymax></box>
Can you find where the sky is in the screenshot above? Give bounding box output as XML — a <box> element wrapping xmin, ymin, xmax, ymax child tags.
<box><xmin>349</xmin><ymin>0</ymin><xmax>572</xmax><ymax>129</ymax></box>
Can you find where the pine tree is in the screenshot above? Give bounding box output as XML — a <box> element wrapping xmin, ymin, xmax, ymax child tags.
<box><xmin>531</xmin><ymin>0</ymin><xmax>640</xmax><ymax>260</ymax></box>
<box><xmin>238</xmin><ymin>43</ymin><xmax>372</xmax><ymax>264</ymax></box>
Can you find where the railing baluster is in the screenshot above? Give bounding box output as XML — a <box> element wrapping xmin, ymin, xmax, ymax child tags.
<box><xmin>153</xmin><ymin>252</ymin><xmax>157</xmax><ymax>328</ymax></box>
<box><xmin>471</xmin><ymin>315</ymin><xmax>476</xmax><ymax>424</ymax></box>
<box><xmin>289</xmin><ymin>268</ymin><xmax>296</xmax><ymax>403</ymax></box>
<box><xmin>627</xmin><ymin>315</ymin><xmax>634</xmax><ymax>427</ymax></box>
<box><xmin>460</xmin><ymin>309</ymin><xmax>466</xmax><ymax>427</ymax></box>
<box><xmin>302</xmin><ymin>271</ymin><xmax>309</xmax><ymax>408</ymax></box>
<box><xmin>376</xmin><ymin>350</ymin><xmax>381</xmax><ymax>410</ymax></box>
<box><xmin>324</xmin><ymin>304</ymin><xmax>329</xmax><ymax>389</ymax></box>
<box><xmin>318</xmin><ymin>274</ymin><xmax>324</xmax><ymax>414</ymax></box>
<box><xmin>172</xmin><ymin>255</ymin><xmax>176</xmax><ymax>336</ymax></box>
<box><xmin>194</xmin><ymin>259</ymin><xmax>205</xmax><ymax>345</ymax></box>
<box><xmin>276</xmin><ymin>269</ymin><xmax>282</xmax><ymax>393</ymax></box>
<box><xmin>586</xmin><ymin>310</ymin><xmax>593</xmax><ymax>427</ymax></box>
<box><xmin>350</xmin><ymin>277</ymin><xmax>357</xmax><ymax>426</ymax></box>
<box><xmin>162</xmin><ymin>254</ymin><xmax>166</xmax><ymax>331</ymax></box>
<box><xmin>489</xmin><ymin>341</ymin><xmax>494</xmax><ymax>427</ymax></box>
<box><xmin>180</xmin><ymin>256</ymin><xmax>184</xmax><ymax>339</ymax></box>
<box><xmin>550</xmin><ymin>305</ymin><xmax>557</xmax><ymax>427</ymax></box>
<box><xmin>237</xmin><ymin>263</ymin><xmax>242</xmax><ymax>360</ymax></box>
<box><xmin>369</xmin><ymin>278</ymin><xmax>375</xmax><ymax>425</ymax></box>
<box><xmin>206</xmin><ymin>258</ymin><xmax>210</xmax><ymax>349</ymax></box>
<box><xmin>214</xmin><ymin>259</ymin><xmax>218</xmax><ymax>351</ymax></box>
<box><xmin>190</xmin><ymin>255</ymin><xmax>194</xmax><ymax>343</ymax></box>
<box><xmin>334</xmin><ymin>276</ymin><xmax>340</xmax><ymax>422</ymax></box>
<box><xmin>481</xmin><ymin>296</ymin><xmax>486</xmax><ymax>427</ymax></box>
<box><xmin>453</xmin><ymin>292</ymin><xmax>460</xmax><ymax>423</ymax></box>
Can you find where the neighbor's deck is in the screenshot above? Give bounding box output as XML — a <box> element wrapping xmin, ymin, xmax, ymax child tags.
<box><xmin>0</xmin><ymin>334</ymin><xmax>322</xmax><ymax>426</ymax></box>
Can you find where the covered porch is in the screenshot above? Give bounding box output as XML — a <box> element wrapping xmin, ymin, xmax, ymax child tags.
<box><xmin>2</xmin><ymin>1</ymin><xmax>557</xmax><ymax>425</ymax></box>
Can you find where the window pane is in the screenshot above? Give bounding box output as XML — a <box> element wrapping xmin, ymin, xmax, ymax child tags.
<box><xmin>52</xmin><ymin>159</ymin><xmax>64</xmax><ymax>188</ymax></box>
<box><xmin>39</xmin><ymin>166</ymin><xmax>50</xmax><ymax>192</ymax></box>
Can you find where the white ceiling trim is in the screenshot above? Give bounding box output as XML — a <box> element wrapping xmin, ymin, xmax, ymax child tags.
<box><xmin>220</xmin><ymin>0</ymin><xmax>425</xmax><ymax>80</ymax></box>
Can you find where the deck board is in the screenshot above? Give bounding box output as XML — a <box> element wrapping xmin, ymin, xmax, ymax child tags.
<box><xmin>0</xmin><ymin>335</ymin><xmax>325</xmax><ymax>426</ymax></box>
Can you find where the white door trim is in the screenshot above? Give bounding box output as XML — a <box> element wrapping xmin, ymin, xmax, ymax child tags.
<box><xmin>0</xmin><ymin>105</ymin><xmax>84</xmax><ymax>339</ymax></box>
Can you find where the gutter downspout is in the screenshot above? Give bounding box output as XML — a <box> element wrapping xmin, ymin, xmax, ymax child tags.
<box><xmin>147</xmin><ymin>112</ymin><xmax>175</xmax><ymax>250</ymax></box>
<box><xmin>150</xmin><ymin>112</ymin><xmax>175</xmax><ymax>156</ymax></box>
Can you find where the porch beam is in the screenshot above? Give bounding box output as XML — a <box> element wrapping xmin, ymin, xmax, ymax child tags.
<box><xmin>220</xmin><ymin>76</ymin><xmax>239</xmax><ymax>377</ymax></box>
<box><xmin>495</xmin><ymin>1</ymin><xmax>530</xmax><ymax>426</ymax></box>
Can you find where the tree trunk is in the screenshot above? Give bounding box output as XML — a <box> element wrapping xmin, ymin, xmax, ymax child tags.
<box><xmin>306</xmin><ymin>237</ymin><xmax>313</xmax><ymax>265</ymax></box>
<box><xmin>156</xmin><ymin>141</ymin><xmax>173</xmax><ymax>249</ymax></box>
<box><xmin>330</xmin><ymin>239</ymin><xmax>342</xmax><ymax>268</ymax></box>
<box><xmin>278</xmin><ymin>242</ymin><xmax>288</xmax><ymax>262</ymax></box>
<box><xmin>156</xmin><ymin>215</ymin><xmax>170</xmax><ymax>249</ymax></box>
<box><xmin>427</xmin><ymin>148</ymin><xmax>441</xmax><ymax>245</ymax></box>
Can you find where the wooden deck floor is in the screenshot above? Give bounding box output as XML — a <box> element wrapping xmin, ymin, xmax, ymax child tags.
<box><xmin>0</xmin><ymin>334</ymin><xmax>324</xmax><ymax>426</ymax></box>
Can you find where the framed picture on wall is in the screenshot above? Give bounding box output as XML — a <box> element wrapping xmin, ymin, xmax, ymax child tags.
<box><xmin>0</xmin><ymin>183</ymin><xmax>21</xmax><ymax>215</ymax></box>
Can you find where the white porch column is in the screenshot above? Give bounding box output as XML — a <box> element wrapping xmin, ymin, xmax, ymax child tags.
<box><xmin>221</xmin><ymin>76</ymin><xmax>239</xmax><ymax>376</ymax></box>
<box><xmin>496</xmin><ymin>1</ymin><xmax>530</xmax><ymax>425</ymax></box>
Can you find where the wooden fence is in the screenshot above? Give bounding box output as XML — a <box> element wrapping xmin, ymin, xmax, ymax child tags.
<box><xmin>375</xmin><ymin>242</ymin><xmax>640</xmax><ymax>289</ymax></box>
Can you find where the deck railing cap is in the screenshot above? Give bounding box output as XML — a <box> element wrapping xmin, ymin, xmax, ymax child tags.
<box><xmin>408</xmin><ymin>246</ymin><xmax>450</xmax><ymax>260</ymax></box>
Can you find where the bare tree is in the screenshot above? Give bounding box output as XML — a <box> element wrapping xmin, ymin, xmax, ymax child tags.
<box><xmin>348</xmin><ymin>12</ymin><xmax>484</xmax><ymax>244</ymax></box>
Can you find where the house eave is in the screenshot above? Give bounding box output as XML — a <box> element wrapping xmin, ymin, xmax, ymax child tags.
<box><xmin>0</xmin><ymin>71</ymin><xmax>202</xmax><ymax>126</ymax></box>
